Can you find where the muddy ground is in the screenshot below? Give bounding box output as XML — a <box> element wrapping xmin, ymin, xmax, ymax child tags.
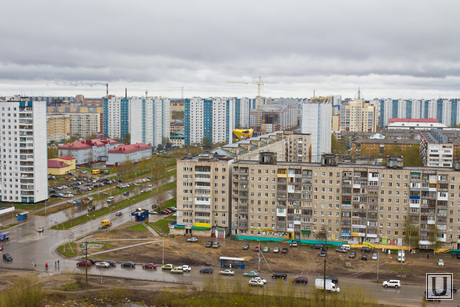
<box><xmin>86</xmin><ymin>222</ymin><xmax>460</xmax><ymax>285</ymax></box>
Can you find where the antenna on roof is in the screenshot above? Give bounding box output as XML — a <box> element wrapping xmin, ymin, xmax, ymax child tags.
<box><xmin>145</xmin><ymin>90</ymin><xmax>148</xmax><ymax>99</ymax></box>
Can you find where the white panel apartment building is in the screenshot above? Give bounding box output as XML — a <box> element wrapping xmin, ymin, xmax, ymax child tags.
<box><xmin>69</xmin><ymin>113</ymin><xmax>101</xmax><ymax>138</ymax></box>
<box><xmin>301</xmin><ymin>101</ymin><xmax>332</xmax><ymax>162</ymax></box>
<box><xmin>130</xmin><ymin>97</ymin><xmax>170</xmax><ymax>147</ymax></box>
<box><xmin>0</xmin><ymin>97</ymin><xmax>47</xmax><ymax>203</ymax></box>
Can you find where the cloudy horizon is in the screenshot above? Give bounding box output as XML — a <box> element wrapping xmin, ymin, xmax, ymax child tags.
<box><xmin>1</xmin><ymin>1</ymin><xmax>459</xmax><ymax>100</ymax></box>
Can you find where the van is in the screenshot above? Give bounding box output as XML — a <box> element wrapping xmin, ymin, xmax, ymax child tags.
<box><xmin>92</xmin><ymin>169</ymin><xmax>101</xmax><ymax>175</ymax></box>
<box><xmin>341</xmin><ymin>245</ymin><xmax>351</xmax><ymax>251</ymax></box>
<box><xmin>0</xmin><ymin>232</ymin><xmax>10</xmax><ymax>241</ymax></box>
<box><xmin>101</xmin><ymin>220</ymin><xmax>112</xmax><ymax>227</ymax></box>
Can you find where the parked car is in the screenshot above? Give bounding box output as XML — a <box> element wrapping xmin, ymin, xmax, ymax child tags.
<box><xmin>170</xmin><ymin>267</ymin><xmax>184</xmax><ymax>274</ymax></box>
<box><xmin>249</xmin><ymin>278</ymin><xmax>265</xmax><ymax>286</ymax></box>
<box><xmin>186</xmin><ymin>237</ymin><xmax>198</xmax><ymax>242</ymax></box>
<box><xmin>335</xmin><ymin>247</ymin><xmax>347</xmax><ymax>253</ymax></box>
<box><xmin>105</xmin><ymin>260</ymin><xmax>117</xmax><ymax>267</ymax></box>
<box><xmin>115</xmin><ymin>211</ymin><xmax>122</xmax><ymax>216</ymax></box>
<box><xmin>349</xmin><ymin>251</ymin><xmax>356</xmax><ymax>258</ymax></box>
<box><xmin>282</xmin><ymin>247</ymin><xmax>289</xmax><ymax>253</ymax></box>
<box><xmin>452</xmin><ymin>285</ymin><xmax>458</xmax><ymax>293</ymax></box>
<box><xmin>290</xmin><ymin>241</ymin><xmax>298</xmax><ymax>247</ymax></box>
<box><xmin>382</xmin><ymin>280</ymin><xmax>401</xmax><ymax>288</ymax></box>
<box><xmin>254</xmin><ymin>245</ymin><xmax>260</xmax><ymax>251</ymax></box>
<box><xmin>273</xmin><ymin>247</ymin><xmax>280</xmax><ymax>253</ymax></box>
<box><xmin>219</xmin><ymin>269</ymin><xmax>235</xmax><ymax>276</ymax></box>
<box><xmin>87</xmin><ymin>258</ymin><xmax>97</xmax><ymax>265</ymax></box>
<box><xmin>212</xmin><ymin>242</ymin><xmax>221</xmax><ymax>248</ymax></box>
<box><xmin>95</xmin><ymin>262</ymin><xmax>110</xmax><ymax>268</ymax></box>
<box><xmin>372</xmin><ymin>253</ymin><xmax>378</xmax><ymax>260</ymax></box>
<box><xmin>292</xmin><ymin>276</ymin><xmax>308</xmax><ymax>284</ymax></box>
<box><xmin>311</xmin><ymin>244</ymin><xmax>324</xmax><ymax>249</ymax></box>
<box><xmin>162</xmin><ymin>264</ymin><xmax>174</xmax><ymax>270</ymax></box>
<box><xmin>123</xmin><ymin>191</ymin><xmax>129</xmax><ymax>196</ymax></box>
<box><xmin>3</xmin><ymin>253</ymin><xmax>13</xmax><ymax>261</ymax></box>
<box><xmin>438</xmin><ymin>259</ymin><xmax>445</xmax><ymax>266</ymax></box>
<box><xmin>142</xmin><ymin>263</ymin><xmax>157</xmax><ymax>269</ymax></box>
<box><xmin>0</xmin><ymin>244</ymin><xmax>3</xmax><ymax>251</ymax></box>
<box><xmin>272</xmin><ymin>273</ymin><xmax>287</xmax><ymax>279</ymax></box>
<box><xmin>98</xmin><ymin>225</ymin><xmax>108</xmax><ymax>231</ymax></box>
<box><xmin>199</xmin><ymin>268</ymin><xmax>213</xmax><ymax>274</ymax></box>
<box><xmin>243</xmin><ymin>271</ymin><xmax>259</xmax><ymax>277</ymax></box>
<box><xmin>361</xmin><ymin>254</ymin><xmax>368</xmax><ymax>261</ymax></box>
<box><xmin>456</xmin><ymin>253</ymin><xmax>460</xmax><ymax>259</ymax></box>
<box><xmin>319</xmin><ymin>249</ymin><xmax>327</xmax><ymax>257</ymax></box>
<box><xmin>205</xmin><ymin>241</ymin><xmax>213</xmax><ymax>248</ymax></box>
<box><xmin>121</xmin><ymin>261</ymin><xmax>136</xmax><ymax>268</ymax></box>
<box><xmin>252</xmin><ymin>276</ymin><xmax>267</xmax><ymax>284</ymax></box>
<box><xmin>178</xmin><ymin>265</ymin><xmax>191</xmax><ymax>272</ymax></box>
<box><xmin>263</xmin><ymin>246</ymin><xmax>270</xmax><ymax>253</ymax></box>
<box><xmin>243</xmin><ymin>244</ymin><xmax>249</xmax><ymax>250</ymax></box>
<box><xmin>361</xmin><ymin>247</ymin><xmax>373</xmax><ymax>253</ymax></box>
<box><xmin>76</xmin><ymin>260</ymin><xmax>91</xmax><ymax>267</ymax></box>
<box><xmin>37</xmin><ymin>226</ymin><xmax>44</xmax><ymax>232</ymax></box>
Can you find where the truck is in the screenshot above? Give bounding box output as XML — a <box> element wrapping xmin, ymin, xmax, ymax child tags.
<box><xmin>397</xmin><ymin>250</ymin><xmax>405</xmax><ymax>263</ymax></box>
<box><xmin>0</xmin><ymin>232</ymin><xmax>10</xmax><ymax>241</ymax></box>
<box><xmin>315</xmin><ymin>278</ymin><xmax>340</xmax><ymax>292</ymax></box>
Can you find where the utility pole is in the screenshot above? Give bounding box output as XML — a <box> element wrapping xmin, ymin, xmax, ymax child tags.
<box><xmin>85</xmin><ymin>241</ymin><xmax>88</xmax><ymax>284</ymax></box>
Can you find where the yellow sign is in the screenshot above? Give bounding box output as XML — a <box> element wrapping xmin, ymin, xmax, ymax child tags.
<box><xmin>195</xmin><ymin>222</ymin><xmax>211</xmax><ymax>228</ymax></box>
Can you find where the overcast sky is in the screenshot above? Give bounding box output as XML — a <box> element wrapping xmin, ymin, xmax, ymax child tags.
<box><xmin>1</xmin><ymin>1</ymin><xmax>459</xmax><ymax>100</ymax></box>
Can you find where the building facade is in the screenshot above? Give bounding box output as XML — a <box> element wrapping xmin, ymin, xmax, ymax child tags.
<box><xmin>69</xmin><ymin>113</ymin><xmax>101</xmax><ymax>138</ymax></box>
<box><xmin>47</xmin><ymin>114</ymin><xmax>70</xmax><ymax>143</ymax></box>
<box><xmin>58</xmin><ymin>138</ymin><xmax>119</xmax><ymax>165</ymax></box>
<box><xmin>301</xmin><ymin>101</ymin><xmax>332</xmax><ymax>162</ymax></box>
<box><xmin>106</xmin><ymin>143</ymin><xmax>153</xmax><ymax>166</ymax></box>
<box><xmin>0</xmin><ymin>97</ymin><xmax>47</xmax><ymax>203</ymax></box>
<box><xmin>420</xmin><ymin>130</ymin><xmax>454</xmax><ymax>167</ymax></box>
<box><xmin>103</xmin><ymin>97</ymin><xmax>130</xmax><ymax>140</ymax></box>
<box><xmin>340</xmin><ymin>99</ymin><xmax>377</xmax><ymax>132</ymax></box>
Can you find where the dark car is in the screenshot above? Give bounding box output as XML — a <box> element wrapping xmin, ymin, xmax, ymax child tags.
<box><xmin>311</xmin><ymin>244</ymin><xmax>324</xmax><ymax>249</ymax></box>
<box><xmin>121</xmin><ymin>261</ymin><xmax>136</xmax><ymax>268</ymax></box>
<box><xmin>282</xmin><ymin>247</ymin><xmax>289</xmax><ymax>253</ymax></box>
<box><xmin>205</xmin><ymin>241</ymin><xmax>213</xmax><ymax>248</ymax></box>
<box><xmin>123</xmin><ymin>191</ymin><xmax>129</xmax><ymax>196</ymax></box>
<box><xmin>327</xmin><ymin>277</ymin><xmax>339</xmax><ymax>284</ymax></box>
<box><xmin>361</xmin><ymin>247</ymin><xmax>373</xmax><ymax>253</ymax></box>
<box><xmin>292</xmin><ymin>276</ymin><xmax>308</xmax><ymax>284</ymax></box>
<box><xmin>3</xmin><ymin>253</ymin><xmax>13</xmax><ymax>261</ymax></box>
<box><xmin>349</xmin><ymin>251</ymin><xmax>356</xmax><ymax>258</ymax></box>
<box><xmin>452</xmin><ymin>285</ymin><xmax>458</xmax><ymax>293</ymax></box>
<box><xmin>98</xmin><ymin>225</ymin><xmax>108</xmax><ymax>231</ymax></box>
<box><xmin>456</xmin><ymin>253</ymin><xmax>460</xmax><ymax>259</ymax></box>
<box><xmin>76</xmin><ymin>260</ymin><xmax>91</xmax><ymax>267</ymax></box>
<box><xmin>200</xmin><ymin>268</ymin><xmax>213</xmax><ymax>274</ymax></box>
<box><xmin>243</xmin><ymin>244</ymin><xmax>249</xmax><ymax>250</ymax></box>
<box><xmin>272</xmin><ymin>273</ymin><xmax>287</xmax><ymax>279</ymax></box>
<box><xmin>361</xmin><ymin>254</ymin><xmax>368</xmax><ymax>261</ymax></box>
<box><xmin>105</xmin><ymin>260</ymin><xmax>117</xmax><ymax>267</ymax></box>
<box><xmin>86</xmin><ymin>258</ymin><xmax>96</xmax><ymax>265</ymax></box>
<box><xmin>142</xmin><ymin>263</ymin><xmax>157</xmax><ymax>269</ymax></box>
<box><xmin>319</xmin><ymin>249</ymin><xmax>327</xmax><ymax>257</ymax></box>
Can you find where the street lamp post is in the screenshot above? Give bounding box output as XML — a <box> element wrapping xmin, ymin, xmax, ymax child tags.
<box><xmin>377</xmin><ymin>237</ymin><xmax>380</xmax><ymax>281</ymax></box>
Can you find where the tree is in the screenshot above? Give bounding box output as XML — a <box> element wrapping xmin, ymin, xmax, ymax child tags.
<box><xmin>428</xmin><ymin>224</ymin><xmax>442</xmax><ymax>251</ymax></box>
<box><xmin>63</xmin><ymin>136</ymin><xmax>78</xmax><ymax>144</ymax></box>
<box><xmin>403</xmin><ymin>220</ymin><xmax>420</xmax><ymax>250</ymax></box>
<box><xmin>402</xmin><ymin>146</ymin><xmax>423</xmax><ymax>167</ymax></box>
<box><xmin>123</xmin><ymin>133</ymin><xmax>131</xmax><ymax>145</ymax></box>
<box><xmin>316</xmin><ymin>229</ymin><xmax>328</xmax><ymax>244</ymax></box>
<box><xmin>202</xmin><ymin>137</ymin><xmax>212</xmax><ymax>149</ymax></box>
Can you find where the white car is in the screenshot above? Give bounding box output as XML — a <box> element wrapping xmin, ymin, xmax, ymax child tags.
<box><xmin>438</xmin><ymin>259</ymin><xmax>445</xmax><ymax>266</ymax></box>
<box><xmin>95</xmin><ymin>262</ymin><xmax>110</xmax><ymax>268</ymax></box>
<box><xmin>219</xmin><ymin>269</ymin><xmax>235</xmax><ymax>276</ymax></box>
<box><xmin>273</xmin><ymin>247</ymin><xmax>280</xmax><ymax>253</ymax></box>
<box><xmin>252</xmin><ymin>276</ymin><xmax>267</xmax><ymax>284</ymax></box>
<box><xmin>37</xmin><ymin>226</ymin><xmax>44</xmax><ymax>232</ymax></box>
<box><xmin>63</xmin><ymin>194</ymin><xmax>74</xmax><ymax>198</ymax></box>
<box><xmin>249</xmin><ymin>277</ymin><xmax>265</xmax><ymax>286</ymax></box>
<box><xmin>382</xmin><ymin>280</ymin><xmax>401</xmax><ymax>288</ymax></box>
<box><xmin>187</xmin><ymin>237</ymin><xmax>198</xmax><ymax>242</ymax></box>
<box><xmin>179</xmin><ymin>265</ymin><xmax>191</xmax><ymax>272</ymax></box>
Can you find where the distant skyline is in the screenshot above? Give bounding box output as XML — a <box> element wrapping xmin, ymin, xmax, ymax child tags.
<box><xmin>1</xmin><ymin>1</ymin><xmax>459</xmax><ymax>100</ymax></box>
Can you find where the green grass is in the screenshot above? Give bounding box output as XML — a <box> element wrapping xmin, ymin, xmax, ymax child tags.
<box><xmin>153</xmin><ymin>216</ymin><xmax>176</xmax><ymax>234</ymax></box>
<box><xmin>57</xmin><ymin>242</ymin><xmax>79</xmax><ymax>258</ymax></box>
<box><xmin>51</xmin><ymin>181</ymin><xmax>176</xmax><ymax>230</ymax></box>
<box><xmin>161</xmin><ymin>198</ymin><xmax>176</xmax><ymax>210</ymax></box>
<box><xmin>126</xmin><ymin>223</ymin><xmax>149</xmax><ymax>232</ymax></box>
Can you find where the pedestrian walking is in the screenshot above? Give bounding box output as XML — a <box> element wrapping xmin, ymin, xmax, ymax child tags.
<box><xmin>45</xmin><ymin>263</ymin><xmax>48</xmax><ymax>270</ymax></box>
<box><xmin>57</xmin><ymin>260</ymin><xmax>60</xmax><ymax>266</ymax></box>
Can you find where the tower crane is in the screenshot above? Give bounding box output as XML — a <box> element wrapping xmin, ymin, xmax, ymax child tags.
<box><xmin>228</xmin><ymin>76</ymin><xmax>265</xmax><ymax>135</ymax></box>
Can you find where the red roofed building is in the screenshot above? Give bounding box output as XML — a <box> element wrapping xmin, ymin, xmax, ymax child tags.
<box><xmin>106</xmin><ymin>143</ymin><xmax>153</xmax><ymax>166</ymax></box>
<box><xmin>58</xmin><ymin>138</ymin><xmax>119</xmax><ymax>165</ymax></box>
<box><xmin>48</xmin><ymin>160</ymin><xmax>72</xmax><ymax>176</ymax></box>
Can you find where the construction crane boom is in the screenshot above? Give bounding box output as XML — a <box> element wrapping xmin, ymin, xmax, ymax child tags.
<box><xmin>228</xmin><ymin>76</ymin><xmax>264</xmax><ymax>134</ymax></box>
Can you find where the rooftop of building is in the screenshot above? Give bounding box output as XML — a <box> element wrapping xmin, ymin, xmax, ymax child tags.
<box><xmin>354</xmin><ymin>138</ymin><xmax>419</xmax><ymax>145</ymax></box>
<box><xmin>56</xmin><ymin>156</ymin><xmax>75</xmax><ymax>160</ymax></box>
<box><xmin>48</xmin><ymin>160</ymin><xmax>70</xmax><ymax>168</ymax></box>
<box><xmin>108</xmin><ymin>143</ymin><xmax>153</xmax><ymax>154</ymax></box>
<box><xmin>58</xmin><ymin>138</ymin><xmax>119</xmax><ymax>150</ymax></box>
<box><xmin>389</xmin><ymin>118</ymin><xmax>439</xmax><ymax>123</ymax></box>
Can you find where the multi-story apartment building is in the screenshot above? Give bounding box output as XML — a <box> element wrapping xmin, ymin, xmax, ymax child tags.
<box><xmin>175</xmin><ymin>153</ymin><xmax>232</xmax><ymax>236</ymax></box>
<box><xmin>184</xmin><ymin>97</ymin><xmax>234</xmax><ymax>146</ymax></box>
<box><xmin>379</xmin><ymin>98</ymin><xmax>460</xmax><ymax>128</ymax></box>
<box><xmin>301</xmin><ymin>100</ymin><xmax>332</xmax><ymax>162</ymax></box>
<box><xmin>284</xmin><ymin>132</ymin><xmax>312</xmax><ymax>162</ymax></box>
<box><xmin>340</xmin><ymin>99</ymin><xmax>377</xmax><ymax>132</ymax></box>
<box><xmin>58</xmin><ymin>138</ymin><xmax>119</xmax><ymax>165</ymax></box>
<box><xmin>0</xmin><ymin>97</ymin><xmax>47</xmax><ymax>203</ymax></box>
<box><xmin>231</xmin><ymin>153</ymin><xmax>460</xmax><ymax>250</ymax></box>
<box><xmin>352</xmin><ymin>139</ymin><xmax>419</xmax><ymax>158</ymax></box>
<box><xmin>130</xmin><ymin>97</ymin><xmax>170</xmax><ymax>147</ymax></box>
<box><xmin>69</xmin><ymin>113</ymin><xmax>101</xmax><ymax>138</ymax></box>
<box><xmin>47</xmin><ymin>114</ymin><xmax>70</xmax><ymax>143</ymax></box>
<box><xmin>103</xmin><ymin>97</ymin><xmax>130</xmax><ymax>141</ymax></box>
<box><xmin>420</xmin><ymin>129</ymin><xmax>454</xmax><ymax>167</ymax></box>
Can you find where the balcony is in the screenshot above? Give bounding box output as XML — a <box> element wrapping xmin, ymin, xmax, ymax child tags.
<box><xmin>195</xmin><ymin>206</ymin><xmax>210</xmax><ymax>213</ymax></box>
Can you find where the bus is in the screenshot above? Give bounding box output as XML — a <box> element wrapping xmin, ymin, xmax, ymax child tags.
<box><xmin>219</xmin><ymin>256</ymin><xmax>245</xmax><ymax>269</ymax></box>
<box><xmin>92</xmin><ymin>169</ymin><xmax>101</xmax><ymax>175</ymax></box>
